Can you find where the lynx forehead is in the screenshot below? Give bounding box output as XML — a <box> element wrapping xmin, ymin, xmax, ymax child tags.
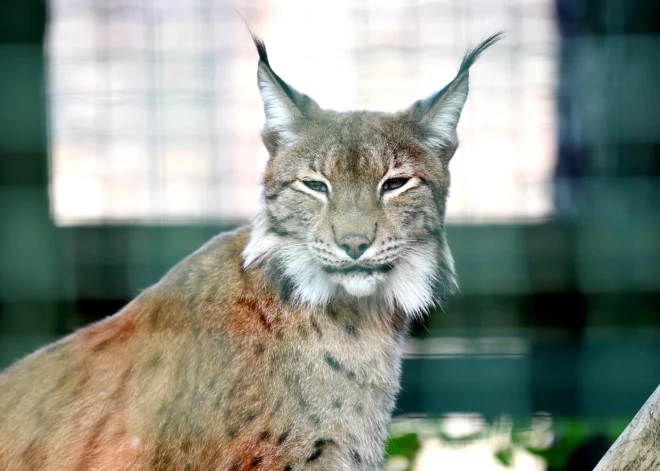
<box><xmin>244</xmin><ymin>33</ymin><xmax>504</xmax><ymax>316</ymax></box>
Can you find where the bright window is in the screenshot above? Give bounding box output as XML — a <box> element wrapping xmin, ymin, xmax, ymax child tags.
<box><xmin>49</xmin><ymin>0</ymin><xmax>557</xmax><ymax>225</ymax></box>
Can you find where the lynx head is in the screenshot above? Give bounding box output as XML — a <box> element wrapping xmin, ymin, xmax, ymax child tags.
<box><xmin>243</xmin><ymin>33</ymin><xmax>503</xmax><ymax>317</ymax></box>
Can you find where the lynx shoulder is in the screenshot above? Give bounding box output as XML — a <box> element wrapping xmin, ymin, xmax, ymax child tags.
<box><xmin>0</xmin><ymin>32</ymin><xmax>502</xmax><ymax>470</ymax></box>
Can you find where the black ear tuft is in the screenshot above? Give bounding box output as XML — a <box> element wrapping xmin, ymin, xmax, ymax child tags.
<box><xmin>239</xmin><ymin>16</ymin><xmax>270</xmax><ymax>66</ymax></box>
<box><xmin>456</xmin><ymin>31</ymin><xmax>506</xmax><ymax>77</ymax></box>
<box><xmin>251</xmin><ymin>34</ymin><xmax>270</xmax><ymax>67</ymax></box>
<box><xmin>412</xmin><ymin>31</ymin><xmax>505</xmax><ymax>118</ymax></box>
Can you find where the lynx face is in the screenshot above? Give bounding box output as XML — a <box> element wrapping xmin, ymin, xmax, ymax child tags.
<box><xmin>244</xmin><ymin>34</ymin><xmax>503</xmax><ymax>316</ymax></box>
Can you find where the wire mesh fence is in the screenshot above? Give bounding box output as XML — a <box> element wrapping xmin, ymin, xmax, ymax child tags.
<box><xmin>48</xmin><ymin>0</ymin><xmax>558</xmax><ymax>225</ymax></box>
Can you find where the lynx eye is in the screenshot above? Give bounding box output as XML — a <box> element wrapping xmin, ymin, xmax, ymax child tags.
<box><xmin>381</xmin><ymin>178</ymin><xmax>409</xmax><ymax>193</ymax></box>
<box><xmin>303</xmin><ymin>180</ymin><xmax>328</xmax><ymax>193</ymax></box>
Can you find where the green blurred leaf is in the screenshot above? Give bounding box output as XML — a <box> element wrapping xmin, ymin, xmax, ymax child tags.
<box><xmin>386</xmin><ymin>432</ymin><xmax>422</xmax><ymax>460</ymax></box>
<box><xmin>495</xmin><ymin>447</ymin><xmax>514</xmax><ymax>467</ymax></box>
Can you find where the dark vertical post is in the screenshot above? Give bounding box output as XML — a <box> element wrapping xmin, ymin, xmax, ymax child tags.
<box><xmin>0</xmin><ymin>0</ymin><xmax>61</xmax><ymax>367</ymax></box>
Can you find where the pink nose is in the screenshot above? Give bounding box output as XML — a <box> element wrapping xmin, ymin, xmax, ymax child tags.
<box><xmin>338</xmin><ymin>234</ymin><xmax>371</xmax><ymax>260</ymax></box>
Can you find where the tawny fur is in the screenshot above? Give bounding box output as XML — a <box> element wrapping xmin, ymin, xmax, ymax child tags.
<box><xmin>0</xmin><ymin>32</ymin><xmax>502</xmax><ymax>470</ymax></box>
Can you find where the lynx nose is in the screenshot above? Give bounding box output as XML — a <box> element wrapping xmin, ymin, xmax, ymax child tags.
<box><xmin>338</xmin><ymin>234</ymin><xmax>372</xmax><ymax>260</ymax></box>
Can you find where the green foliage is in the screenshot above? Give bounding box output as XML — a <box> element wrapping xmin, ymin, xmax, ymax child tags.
<box><xmin>385</xmin><ymin>432</ymin><xmax>422</xmax><ymax>461</ymax></box>
<box><xmin>387</xmin><ymin>416</ymin><xmax>624</xmax><ymax>470</ymax></box>
<box><xmin>494</xmin><ymin>446</ymin><xmax>514</xmax><ymax>467</ymax></box>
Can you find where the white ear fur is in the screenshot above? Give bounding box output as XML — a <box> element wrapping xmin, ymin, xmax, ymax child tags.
<box><xmin>257</xmin><ymin>64</ymin><xmax>301</xmax><ymax>137</ymax></box>
<box><xmin>420</xmin><ymin>76</ymin><xmax>469</xmax><ymax>149</ymax></box>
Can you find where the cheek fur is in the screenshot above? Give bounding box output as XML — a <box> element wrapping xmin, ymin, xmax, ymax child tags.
<box><xmin>267</xmin><ymin>190</ymin><xmax>324</xmax><ymax>237</ymax></box>
<box><xmin>383</xmin><ymin>187</ymin><xmax>437</xmax><ymax>234</ymax></box>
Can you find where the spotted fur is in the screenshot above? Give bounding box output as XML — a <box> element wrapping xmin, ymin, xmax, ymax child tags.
<box><xmin>0</xmin><ymin>32</ymin><xmax>502</xmax><ymax>470</ymax></box>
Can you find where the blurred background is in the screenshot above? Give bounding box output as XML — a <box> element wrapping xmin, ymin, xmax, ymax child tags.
<box><xmin>1</xmin><ymin>0</ymin><xmax>659</xmax><ymax>469</ymax></box>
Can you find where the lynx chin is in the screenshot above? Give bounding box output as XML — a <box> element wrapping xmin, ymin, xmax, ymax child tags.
<box><xmin>0</xmin><ymin>32</ymin><xmax>503</xmax><ymax>470</ymax></box>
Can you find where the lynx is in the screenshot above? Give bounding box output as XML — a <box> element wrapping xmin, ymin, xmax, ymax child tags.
<box><xmin>0</xmin><ymin>32</ymin><xmax>502</xmax><ymax>470</ymax></box>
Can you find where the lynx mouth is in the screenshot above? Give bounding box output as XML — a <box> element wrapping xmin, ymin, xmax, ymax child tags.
<box><xmin>322</xmin><ymin>264</ymin><xmax>395</xmax><ymax>275</ymax></box>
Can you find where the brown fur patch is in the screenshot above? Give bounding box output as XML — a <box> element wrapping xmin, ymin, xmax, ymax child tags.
<box><xmin>83</xmin><ymin>311</ymin><xmax>138</xmax><ymax>349</ymax></box>
<box><xmin>225</xmin><ymin>297</ymin><xmax>279</xmax><ymax>339</ymax></box>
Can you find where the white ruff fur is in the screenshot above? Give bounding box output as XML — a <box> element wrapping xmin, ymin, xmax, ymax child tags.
<box><xmin>335</xmin><ymin>273</ymin><xmax>381</xmax><ymax>297</ymax></box>
<box><xmin>243</xmin><ymin>210</ymin><xmax>454</xmax><ymax>318</ymax></box>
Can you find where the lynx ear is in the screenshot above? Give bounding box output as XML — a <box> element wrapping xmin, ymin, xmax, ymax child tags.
<box><xmin>407</xmin><ymin>32</ymin><xmax>504</xmax><ymax>154</ymax></box>
<box><xmin>251</xmin><ymin>35</ymin><xmax>321</xmax><ymax>145</ymax></box>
